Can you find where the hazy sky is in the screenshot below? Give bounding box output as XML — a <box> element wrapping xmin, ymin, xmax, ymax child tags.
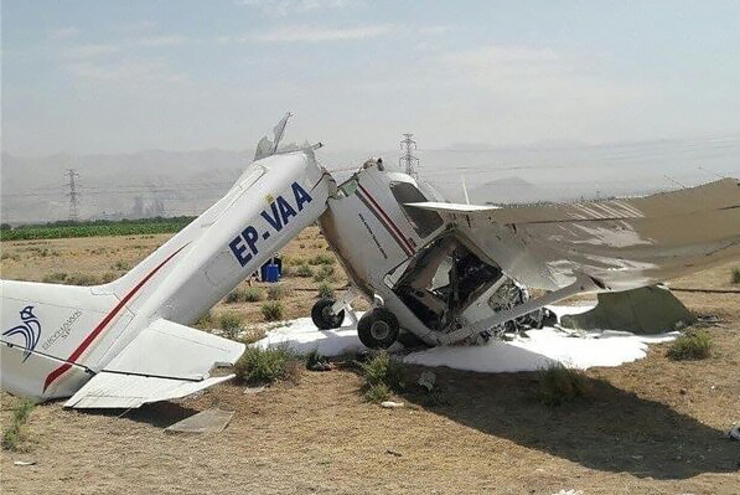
<box><xmin>3</xmin><ymin>0</ymin><xmax>740</xmax><ymax>156</ymax></box>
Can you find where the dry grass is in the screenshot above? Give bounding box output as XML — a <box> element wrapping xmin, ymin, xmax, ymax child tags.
<box><xmin>218</xmin><ymin>311</ymin><xmax>244</xmax><ymax>340</ymax></box>
<box><xmin>1</xmin><ymin>398</ymin><xmax>35</xmax><ymax>452</ymax></box>
<box><xmin>535</xmin><ymin>363</ymin><xmax>593</xmax><ymax>406</ymax></box>
<box><xmin>667</xmin><ymin>329</ymin><xmax>712</xmax><ymax>360</ymax></box>
<box><xmin>233</xmin><ymin>346</ymin><xmax>301</xmax><ymax>385</ymax></box>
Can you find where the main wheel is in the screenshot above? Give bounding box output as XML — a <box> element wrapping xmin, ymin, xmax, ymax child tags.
<box><xmin>311</xmin><ymin>298</ymin><xmax>345</xmax><ymax>330</ymax></box>
<box><xmin>357</xmin><ymin>308</ymin><xmax>399</xmax><ymax>349</ymax></box>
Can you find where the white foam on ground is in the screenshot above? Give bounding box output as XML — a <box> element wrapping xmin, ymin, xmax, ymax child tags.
<box><xmin>253</xmin><ymin>306</ymin><xmax>678</xmax><ymax>373</ymax></box>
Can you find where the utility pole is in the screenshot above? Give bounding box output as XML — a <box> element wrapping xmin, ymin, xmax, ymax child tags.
<box><xmin>399</xmin><ymin>133</ymin><xmax>419</xmax><ymax>179</ymax></box>
<box><xmin>66</xmin><ymin>169</ymin><xmax>80</xmax><ymax>222</ymax></box>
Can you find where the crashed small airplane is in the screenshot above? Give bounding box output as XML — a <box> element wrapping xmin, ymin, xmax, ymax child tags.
<box><xmin>312</xmin><ymin>160</ymin><xmax>740</xmax><ymax>349</ymax></box>
<box><xmin>2</xmin><ymin>114</ymin><xmax>739</xmax><ymax>409</ymax></box>
<box><xmin>1</xmin><ymin>114</ymin><xmax>333</xmax><ymax>408</ymax></box>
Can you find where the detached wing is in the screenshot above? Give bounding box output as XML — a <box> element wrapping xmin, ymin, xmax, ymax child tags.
<box><xmin>64</xmin><ymin>319</ymin><xmax>244</xmax><ymax>409</ymax></box>
<box><xmin>407</xmin><ymin>178</ymin><xmax>740</xmax><ymax>290</ymax></box>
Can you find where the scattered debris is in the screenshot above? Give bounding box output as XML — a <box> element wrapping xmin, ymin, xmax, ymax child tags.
<box><xmin>385</xmin><ymin>449</ymin><xmax>402</xmax><ymax>457</ymax></box>
<box><xmin>243</xmin><ymin>386</ymin><xmax>267</xmax><ymax>395</ymax></box>
<box><xmin>551</xmin><ymin>490</ymin><xmax>583</xmax><ymax>495</ymax></box>
<box><xmin>13</xmin><ymin>460</ymin><xmax>37</xmax><ymax>466</ymax></box>
<box><xmin>165</xmin><ymin>408</ymin><xmax>235</xmax><ymax>434</ymax></box>
<box><xmin>728</xmin><ymin>424</ymin><xmax>740</xmax><ymax>441</ymax></box>
<box><xmin>417</xmin><ymin>370</ymin><xmax>436</xmax><ymax>392</ymax></box>
<box><xmin>306</xmin><ymin>349</ymin><xmax>332</xmax><ymax>371</ymax></box>
<box><xmin>380</xmin><ymin>401</ymin><xmax>405</xmax><ymax>409</ymax></box>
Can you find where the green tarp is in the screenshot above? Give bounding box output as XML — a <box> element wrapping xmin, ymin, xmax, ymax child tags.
<box><xmin>560</xmin><ymin>285</ymin><xmax>695</xmax><ymax>335</ymax></box>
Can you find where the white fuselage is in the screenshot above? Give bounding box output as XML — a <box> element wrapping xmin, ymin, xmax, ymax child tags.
<box><xmin>1</xmin><ymin>151</ymin><xmax>331</xmax><ymax>401</ymax></box>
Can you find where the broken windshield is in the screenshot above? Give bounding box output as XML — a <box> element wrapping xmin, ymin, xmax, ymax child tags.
<box><xmin>389</xmin><ymin>181</ymin><xmax>443</xmax><ymax>238</ymax></box>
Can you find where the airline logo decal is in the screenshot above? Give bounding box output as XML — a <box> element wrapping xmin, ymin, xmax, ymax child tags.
<box><xmin>229</xmin><ymin>181</ymin><xmax>312</xmax><ymax>267</ymax></box>
<box><xmin>3</xmin><ymin>306</ymin><xmax>42</xmax><ymax>363</ymax></box>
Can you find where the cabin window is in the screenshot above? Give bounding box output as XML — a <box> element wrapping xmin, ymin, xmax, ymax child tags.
<box><xmin>389</xmin><ymin>182</ymin><xmax>443</xmax><ymax>238</ymax></box>
<box><xmin>338</xmin><ymin>177</ymin><xmax>359</xmax><ymax>197</ymax></box>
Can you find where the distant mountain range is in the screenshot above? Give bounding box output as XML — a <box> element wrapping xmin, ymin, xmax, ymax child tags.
<box><xmin>3</xmin><ymin>136</ymin><xmax>738</xmax><ymax>224</ymax></box>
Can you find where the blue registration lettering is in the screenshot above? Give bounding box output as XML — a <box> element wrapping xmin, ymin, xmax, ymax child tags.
<box><xmin>229</xmin><ymin>236</ymin><xmax>252</xmax><ymax>267</ymax></box>
<box><xmin>292</xmin><ymin>182</ymin><xmax>312</xmax><ymax>211</ymax></box>
<box><xmin>277</xmin><ymin>195</ymin><xmax>297</xmax><ymax>224</ymax></box>
<box><xmin>260</xmin><ymin>203</ymin><xmax>283</xmax><ymax>231</ymax></box>
<box><xmin>242</xmin><ymin>226</ymin><xmax>259</xmax><ymax>255</ymax></box>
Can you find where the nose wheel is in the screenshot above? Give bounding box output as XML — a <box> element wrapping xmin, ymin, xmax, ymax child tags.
<box><xmin>311</xmin><ymin>298</ymin><xmax>346</xmax><ymax>330</ymax></box>
<box><xmin>357</xmin><ymin>308</ymin><xmax>399</xmax><ymax>349</ymax></box>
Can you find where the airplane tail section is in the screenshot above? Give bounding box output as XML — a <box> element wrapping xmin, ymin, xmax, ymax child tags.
<box><xmin>64</xmin><ymin>318</ymin><xmax>244</xmax><ymax>408</ymax></box>
<box><xmin>1</xmin><ymin>280</ymin><xmax>244</xmax><ymax>406</ymax></box>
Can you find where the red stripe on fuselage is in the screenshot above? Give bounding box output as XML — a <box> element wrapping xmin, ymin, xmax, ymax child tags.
<box><xmin>357</xmin><ymin>184</ymin><xmax>416</xmax><ymax>254</ymax></box>
<box><xmin>355</xmin><ymin>189</ymin><xmax>413</xmax><ymax>257</ymax></box>
<box><xmin>42</xmin><ymin>244</ymin><xmax>189</xmax><ymax>392</ymax></box>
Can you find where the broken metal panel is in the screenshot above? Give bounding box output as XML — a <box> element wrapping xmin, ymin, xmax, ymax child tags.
<box><xmin>165</xmin><ymin>408</ymin><xmax>235</xmax><ymax>434</ymax></box>
<box><xmin>560</xmin><ymin>285</ymin><xmax>696</xmax><ymax>334</ymax></box>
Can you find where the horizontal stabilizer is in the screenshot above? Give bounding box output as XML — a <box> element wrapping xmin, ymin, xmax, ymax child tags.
<box><xmin>64</xmin><ymin>318</ymin><xmax>245</xmax><ymax>408</ymax></box>
<box><xmin>102</xmin><ymin>318</ymin><xmax>245</xmax><ymax>379</ymax></box>
<box><xmin>64</xmin><ymin>373</ymin><xmax>234</xmax><ymax>409</ymax></box>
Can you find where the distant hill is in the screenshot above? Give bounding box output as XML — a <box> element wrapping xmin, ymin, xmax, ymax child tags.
<box><xmin>2</xmin><ymin>135</ymin><xmax>737</xmax><ymax>223</ymax></box>
<box><xmin>468</xmin><ymin>177</ymin><xmax>543</xmax><ymax>205</ymax></box>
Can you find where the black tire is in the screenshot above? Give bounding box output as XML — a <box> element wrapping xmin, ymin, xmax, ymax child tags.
<box><xmin>311</xmin><ymin>298</ymin><xmax>345</xmax><ymax>330</ymax></box>
<box><xmin>357</xmin><ymin>308</ymin><xmax>399</xmax><ymax>349</ymax></box>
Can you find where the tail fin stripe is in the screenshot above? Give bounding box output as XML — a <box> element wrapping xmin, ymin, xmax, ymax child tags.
<box><xmin>42</xmin><ymin>243</ymin><xmax>189</xmax><ymax>392</ymax></box>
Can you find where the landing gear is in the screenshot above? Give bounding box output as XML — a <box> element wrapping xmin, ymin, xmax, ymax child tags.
<box><xmin>311</xmin><ymin>298</ymin><xmax>345</xmax><ymax>330</ymax></box>
<box><xmin>357</xmin><ymin>308</ymin><xmax>399</xmax><ymax>349</ymax></box>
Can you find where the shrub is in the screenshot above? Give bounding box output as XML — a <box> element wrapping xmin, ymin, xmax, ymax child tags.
<box><xmin>732</xmin><ymin>268</ymin><xmax>740</xmax><ymax>284</ymax></box>
<box><xmin>667</xmin><ymin>330</ymin><xmax>711</xmax><ymax>361</ymax></box>
<box><xmin>536</xmin><ymin>363</ymin><xmax>593</xmax><ymax>407</ymax></box>
<box><xmin>113</xmin><ymin>260</ymin><xmax>130</xmax><ymax>271</ymax></box>
<box><xmin>308</xmin><ymin>254</ymin><xmax>335</xmax><ymax>266</ymax></box>
<box><xmin>261</xmin><ymin>301</ymin><xmax>284</xmax><ymax>321</ymax></box>
<box><xmin>364</xmin><ymin>383</ymin><xmax>391</xmax><ymax>404</ymax></box>
<box><xmin>219</xmin><ymin>312</ymin><xmax>244</xmax><ymax>340</ymax></box>
<box><xmin>317</xmin><ymin>283</ymin><xmax>334</xmax><ymax>299</ymax></box>
<box><xmin>42</xmin><ymin>272</ymin><xmax>68</xmax><ymax>284</ymax></box>
<box><xmin>313</xmin><ymin>265</ymin><xmax>336</xmax><ymax>283</ymax></box>
<box><xmin>100</xmin><ymin>272</ymin><xmax>118</xmax><ymax>283</ymax></box>
<box><xmin>2</xmin><ymin>398</ymin><xmax>35</xmax><ymax>452</ymax></box>
<box><xmin>295</xmin><ymin>264</ymin><xmax>314</xmax><ymax>278</ymax></box>
<box><xmin>194</xmin><ymin>310</ymin><xmax>213</xmax><ymax>330</ymax></box>
<box><xmin>242</xmin><ymin>287</ymin><xmax>263</xmax><ymax>302</ymax></box>
<box><xmin>361</xmin><ymin>352</ymin><xmax>404</xmax><ymax>392</ymax></box>
<box><xmin>225</xmin><ymin>290</ymin><xmax>240</xmax><ymax>303</ymax></box>
<box><xmin>65</xmin><ymin>273</ymin><xmax>99</xmax><ymax>286</ymax></box>
<box><xmin>267</xmin><ymin>284</ymin><xmax>287</xmax><ymax>300</ymax></box>
<box><xmin>234</xmin><ymin>346</ymin><xmax>301</xmax><ymax>385</ymax></box>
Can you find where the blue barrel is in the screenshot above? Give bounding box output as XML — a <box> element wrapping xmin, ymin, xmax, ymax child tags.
<box><xmin>265</xmin><ymin>264</ymin><xmax>280</xmax><ymax>283</ymax></box>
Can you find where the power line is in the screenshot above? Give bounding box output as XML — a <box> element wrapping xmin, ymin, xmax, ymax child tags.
<box><xmin>399</xmin><ymin>133</ymin><xmax>419</xmax><ymax>179</ymax></box>
<box><xmin>65</xmin><ymin>169</ymin><xmax>80</xmax><ymax>222</ymax></box>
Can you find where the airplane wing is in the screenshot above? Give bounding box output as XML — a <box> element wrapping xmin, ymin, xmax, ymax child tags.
<box><xmin>406</xmin><ymin>178</ymin><xmax>740</xmax><ymax>291</ymax></box>
<box><xmin>64</xmin><ymin>318</ymin><xmax>244</xmax><ymax>409</ymax></box>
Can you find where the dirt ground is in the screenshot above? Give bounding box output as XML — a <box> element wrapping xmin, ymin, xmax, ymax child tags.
<box><xmin>1</xmin><ymin>230</ymin><xmax>739</xmax><ymax>495</ymax></box>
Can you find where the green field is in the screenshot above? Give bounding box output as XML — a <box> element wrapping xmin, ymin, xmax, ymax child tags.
<box><xmin>0</xmin><ymin>217</ymin><xmax>195</xmax><ymax>241</ymax></box>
